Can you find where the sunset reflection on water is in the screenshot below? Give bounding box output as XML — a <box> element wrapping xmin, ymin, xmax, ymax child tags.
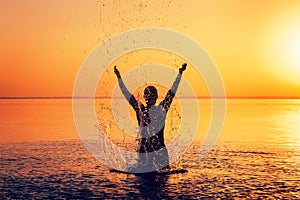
<box><xmin>1</xmin><ymin>99</ymin><xmax>300</xmax><ymax>198</ymax></box>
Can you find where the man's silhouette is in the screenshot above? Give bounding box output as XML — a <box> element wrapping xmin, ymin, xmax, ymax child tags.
<box><xmin>114</xmin><ymin>63</ymin><xmax>187</xmax><ymax>170</ymax></box>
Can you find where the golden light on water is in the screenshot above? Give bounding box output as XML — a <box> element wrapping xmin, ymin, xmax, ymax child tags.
<box><xmin>290</xmin><ymin>112</ymin><xmax>300</xmax><ymax>147</ymax></box>
<box><xmin>2</xmin><ymin>1</ymin><xmax>300</xmax><ymax>198</ymax></box>
<box><xmin>270</xmin><ymin>100</ymin><xmax>300</xmax><ymax>147</ymax></box>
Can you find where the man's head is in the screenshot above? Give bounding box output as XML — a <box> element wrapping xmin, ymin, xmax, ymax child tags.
<box><xmin>144</xmin><ymin>86</ymin><xmax>158</xmax><ymax>106</ymax></box>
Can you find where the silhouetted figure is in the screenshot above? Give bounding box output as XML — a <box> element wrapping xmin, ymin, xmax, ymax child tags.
<box><xmin>114</xmin><ymin>63</ymin><xmax>187</xmax><ymax>171</ymax></box>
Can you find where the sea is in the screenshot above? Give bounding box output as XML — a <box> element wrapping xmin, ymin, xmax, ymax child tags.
<box><xmin>1</xmin><ymin>99</ymin><xmax>300</xmax><ymax>199</ymax></box>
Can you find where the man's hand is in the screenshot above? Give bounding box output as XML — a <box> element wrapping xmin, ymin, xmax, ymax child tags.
<box><xmin>179</xmin><ymin>63</ymin><xmax>187</xmax><ymax>74</ymax></box>
<box><xmin>114</xmin><ymin>66</ymin><xmax>121</xmax><ymax>78</ymax></box>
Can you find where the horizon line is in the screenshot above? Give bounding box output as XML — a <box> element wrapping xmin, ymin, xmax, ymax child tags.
<box><xmin>0</xmin><ymin>96</ymin><xmax>300</xmax><ymax>100</ymax></box>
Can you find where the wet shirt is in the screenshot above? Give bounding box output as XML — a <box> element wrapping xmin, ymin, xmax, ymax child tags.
<box><xmin>118</xmin><ymin>73</ymin><xmax>182</xmax><ymax>153</ymax></box>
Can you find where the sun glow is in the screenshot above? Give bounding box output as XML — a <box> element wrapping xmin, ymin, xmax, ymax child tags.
<box><xmin>280</xmin><ymin>28</ymin><xmax>300</xmax><ymax>80</ymax></box>
<box><xmin>262</xmin><ymin>10</ymin><xmax>300</xmax><ymax>85</ymax></box>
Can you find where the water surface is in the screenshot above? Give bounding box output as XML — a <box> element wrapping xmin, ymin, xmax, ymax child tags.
<box><xmin>1</xmin><ymin>99</ymin><xmax>300</xmax><ymax>198</ymax></box>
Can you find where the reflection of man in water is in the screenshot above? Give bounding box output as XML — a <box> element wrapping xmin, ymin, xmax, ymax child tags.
<box><xmin>114</xmin><ymin>64</ymin><xmax>187</xmax><ymax>170</ymax></box>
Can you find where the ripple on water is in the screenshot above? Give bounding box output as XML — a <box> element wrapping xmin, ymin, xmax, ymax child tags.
<box><xmin>1</xmin><ymin>140</ymin><xmax>300</xmax><ymax>199</ymax></box>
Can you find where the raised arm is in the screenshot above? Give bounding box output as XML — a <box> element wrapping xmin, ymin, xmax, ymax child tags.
<box><xmin>114</xmin><ymin>66</ymin><xmax>139</xmax><ymax>112</ymax></box>
<box><xmin>160</xmin><ymin>63</ymin><xmax>187</xmax><ymax>111</ymax></box>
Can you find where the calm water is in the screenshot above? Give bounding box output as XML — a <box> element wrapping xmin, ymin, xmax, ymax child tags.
<box><xmin>1</xmin><ymin>99</ymin><xmax>300</xmax><ymax>199</ymax></box>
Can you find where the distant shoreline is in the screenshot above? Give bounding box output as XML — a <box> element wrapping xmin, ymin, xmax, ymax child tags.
<box><xmin>0</xmin><ymin>96</ymin><xmax>299</xmax><ymax>100</ymax></box>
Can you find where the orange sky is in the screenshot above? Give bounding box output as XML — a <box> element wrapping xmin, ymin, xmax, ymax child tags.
<box><xmin>1</xmin><ymin>0</ymin><xmax>300</xmax><ymax>97</ymax></box>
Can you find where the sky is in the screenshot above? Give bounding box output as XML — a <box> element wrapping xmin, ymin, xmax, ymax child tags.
<box><xmin>1</xmin><ymin>0</ymin><xmax>300</xmax><ymax>97</ymax></box>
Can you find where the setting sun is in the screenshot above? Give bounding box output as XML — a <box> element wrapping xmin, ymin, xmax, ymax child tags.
<box><xmin>1</xmin><ymin>1</ymin><xmax>300</xmax><ymax>199</ymax></box>
<box><xmin>274</xmin><ymin>26</ymin><xmax>300</xmax><ymax>85</ymax></box>
<box><xmin>261</xmin><ymin>5</ymin><xmax>300</xmax><ymax>86</ymax></box>
<box><xmin>283</xmin><ymin>29</ymin><xmax>300</xmax><ymax>78</ymax></box>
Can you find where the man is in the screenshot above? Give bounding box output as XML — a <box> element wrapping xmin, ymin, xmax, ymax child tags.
<box><xmin>114</xmin><ymin>63</ymin><xmax>187</xmax><ymax>171</ymax></box>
